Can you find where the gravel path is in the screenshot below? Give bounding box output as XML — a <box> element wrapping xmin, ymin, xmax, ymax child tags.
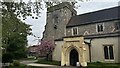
<box><xmin>20</xmin><ymin>60</ymin><xmax>77</xmax><ymax>68</ymax></box>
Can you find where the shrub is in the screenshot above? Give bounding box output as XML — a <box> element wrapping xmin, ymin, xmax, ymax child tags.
<box><xmin>96</xmin><ymin>61</ymin><xmax>102</xmax><ymax>63</ymax></box>
<box><xmin>12</xmin><ymin>60</ymin><xmax>20</xmax><ymax>66</ymax></box>
<box><xmin>2</xmin><ymin>53</ymin><xmax>13</xmax><ymax>63</ymax></box>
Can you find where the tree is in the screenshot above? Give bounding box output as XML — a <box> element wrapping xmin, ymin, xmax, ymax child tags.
<box><xmin>1</xmin><ymin>0</ymin><xmax>82</xmax><ymax>20</ymax></box>
<box><xmin>1</xmin><ymin>0</ymin><xmax>84</xmax><ymax>62</ymax></box>
<box><xmin>2</xmin><ymin>11</ymin><xmax>32</xmax><ymax>63</ymax></box>
<box><xmin>37</xmin><ymin>39</ymin><xmax>55</xmax><ymax>60</ymax></box>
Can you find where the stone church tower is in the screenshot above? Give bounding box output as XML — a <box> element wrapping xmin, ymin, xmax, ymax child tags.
<box><xmin>42</xmin><ymin>2</ymin><xmax>77</xmax><ymax>41</ymax></box>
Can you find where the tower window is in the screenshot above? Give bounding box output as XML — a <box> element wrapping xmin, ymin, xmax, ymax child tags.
<box><xmin>72</xmin><ymin>27</ymin><xmax>78</xmax><ymax>35</ymax></box>
<box><xmin>54</xmin><ymin>25</ymin><xmax>57</xmax><ymax>29</ymax></box>
<box><xmin>96</xmin><ymin>23</ymin><xmax>104</xmax><ymax>32</ymax></box>
<box><xmin>103</xmin><ymin>45</ymin><xmax>114</xmax><ymax>60</ymax></box>
<box><xmin>53</xmin><ymin>15</ymin><xmax>58</xmax><ymax>23</ymax></box>
<box><xmin>115</xmin><ymin>22</ymin><xmax>120</xmax><ymax>30</ymax></box>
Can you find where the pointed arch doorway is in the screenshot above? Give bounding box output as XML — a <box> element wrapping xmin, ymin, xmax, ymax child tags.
<box><xmin>61</xmin><ymin>36</ymin><xmax>88</xmax><ymax>67</ymax></box>
<box><xmin>70</xmin><ymin>49</ymin><xmax>79</xmax><ymax>66</ymax></box>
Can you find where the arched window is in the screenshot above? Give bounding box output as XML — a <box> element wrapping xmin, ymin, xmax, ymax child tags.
<box><xmin>53</xmin><ymin>15</ymin><xmax>58</xmax><ymax>29</ymax></box>
<box><xmin>53</xmin><ymin>15</ymin><xmax>58</xmax><ymax>23</ymax></box>
<box><xmin>72</xmin><ymin>27</ymin><xmax>78</xmax><ymax>35</ymax></box>
<box><xmin>103</xmin><ymin>45</ymin><xmax>114</xmax><ymax>60</ymax></box>
<box><xmin>104</xmin><ymin>46</ymin><xmax>109</xmax><ymax>59</ymax></box>
<box><xmin>100</xmin><ymin>25</ymin><xmax>103</xmax><ymax>31</ymax></box>
<box><xmin>109</xmin><ymin>46</ymin><xmax>114</xmax><ymax>59</ymax></box>
<box><xmin>96</xmin><ymin>23</ymin><xmax>104</xmax><ymax>32</ymax></box>
<box><xmin>115</xmin><ymin>22</ymin><xmax>120</xmax><ymax>30</ymax></box>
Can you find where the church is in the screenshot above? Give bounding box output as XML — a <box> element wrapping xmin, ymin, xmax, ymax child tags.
<box><xmin>42</xmin><ymin>2</ymin><xmax>120</xmax><ymax>66</ymax></box>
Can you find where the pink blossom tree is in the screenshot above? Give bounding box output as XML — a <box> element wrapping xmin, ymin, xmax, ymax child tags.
<box><xmin>37</xmin><ymin>39</ymin><xmax>55</xmax><ymax>60</ymax></box>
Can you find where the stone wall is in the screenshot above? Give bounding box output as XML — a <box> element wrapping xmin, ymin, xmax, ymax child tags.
<box><xmin>52</xmin><ymin>41</ymin><xmax>63</xmax><ymax>61</ymax></box>
<box><xmin>118</xmin><ymin>37</ymin><xmax>120</xmax><ymax>62</ymax></box>
<box><xmin>90</xmin><ymin>37</ymin><xmax>119</xmax><ymax>63</ymax></box>
<box><xmin>66</xmin><ymin>20</ymin><xmax>119</xmax><ymax>36</ymax></box>
<box><xmin>43</xmin><ymin>3</ymin><xmax>77</xmax><ymax>40</ymax></box>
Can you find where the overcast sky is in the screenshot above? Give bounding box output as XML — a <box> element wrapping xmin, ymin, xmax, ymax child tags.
<box><xmin>23</xmin><ymin>0</ymin><xmax>120</xmax><ymax>46</ymax></box>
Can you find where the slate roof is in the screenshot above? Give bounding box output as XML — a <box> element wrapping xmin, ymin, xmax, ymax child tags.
<box><xmin>66</xmin><ymin>6</ymin><xmax>120</xmax><ymax>28</ymax></box>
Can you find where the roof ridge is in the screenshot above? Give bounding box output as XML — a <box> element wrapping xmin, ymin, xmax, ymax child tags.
<box><xmin>66</xmin><ymin>6</ymin><xmax>119</xmax><ymax>27</ymax></box>
<box><xmin>77</xmin><ymin>6</ymin><xmax>119</xmax><ymax>16</ymax></box>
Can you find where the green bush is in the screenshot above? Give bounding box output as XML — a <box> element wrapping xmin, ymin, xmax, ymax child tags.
<box><xmin>2</xmin><ymin>53</ymin><xmax>13</xmax><ymax>63</ymax></box>
<box><xmin>12</xmin><ymin>60</ymin><xmax>20</xmax><ymax>66</ymax></box>
<box><xmin>96</xmin><ymin>61</ymin><xmax>102</xmax><ymax>63</ymax></box>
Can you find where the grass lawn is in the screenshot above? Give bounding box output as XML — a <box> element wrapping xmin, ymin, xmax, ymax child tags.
<box><xmin>8</xmin><ymin>66</ymin><xmax>45</xmax><ymax>68</ymax></box>
<box><xmin>86</xmin><ymin>63</ymin><xmax>120</xmax><ymax>68</ymax></box>
<box><xmin>36</xmin><ymin>59</ymin><xmax>61</xmax><ymax>66</ymax></box>
<box><xmin>18</xmin><ymin>57</ymin><xmax>36</xmax><ymax>61</ymax></box>
<box><xmin>8</xmin><ymin>59</ymin><xmax>120</xmax><ymax>68</ymax></box>
<box><xmin>36</xmin><ymin>59</ymin><xmax>120</xmax><ymax>68</ymax></box>
<box><xmin>8</xmin><ymin>63</ymin><xmax>120</xmax><ymax>68</ymax></box>
<box><xmin>8</xmin><ymin>63</ymin><xmax>45</xmax><ymax>68</ymax></box>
